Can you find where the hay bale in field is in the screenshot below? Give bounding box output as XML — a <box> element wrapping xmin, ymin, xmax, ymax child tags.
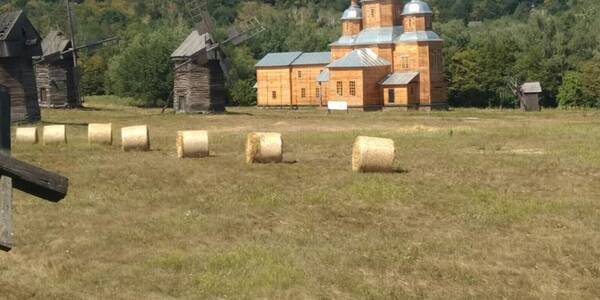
<box><xmin>43</xmin><ymin>125</ymin><xmax>67</xmax><ymax>145</ymax></box>
<box><xmin>246</xmin><ymin>132</ymin><xmax>283</xmax><ymax>164</ymax></box>
<box><xmin>352</xmin><ymin>136</ymin><xmax>395</xmax><ymax>173</ymax></box>
<box><xmin>88</xmin><ymin>123</ymin><xmax>113</xmax><ymax>145</ymax></box>
<box><xmin>15</xmin><ymin>127</ymin><xmax>38</xmax><ymax>144</ymax></box>
<box><xmin>176</xmin><ymin>130</ymin><xmax>209</xmax><ymax>158</ymax></box>
<box><xmin>121</xmin><ymin>125</ymin><xmax>150</xmax><ymax>152</ymax></box>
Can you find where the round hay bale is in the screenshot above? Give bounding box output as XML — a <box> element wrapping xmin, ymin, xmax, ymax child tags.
<box><xmin>43</xmin><ymin>125</ymin><xmax>67</xmax><ymax>145</ymax></box>
<box><xmin>246</xmin><ymin>132</ymin><xmax>283</xmax><ymax>164</ymax></box>
<box><xmin>88</xmin><ymin>123</ymin><xmax>113</xmax><ymax>145</ymax></box>
<box><xmin>352</xmin><ymin>136</ymin><xmax>395</xmax><ymax>173</ymax></box>
<box><xmin>121</xmin><ymin>125</ymin><xmax>150</xmax><ymax>152</ymax></box>
<box><xmin>15</xmin><ymin>127</ymin><xmax>38</xmax><ymax>144</ymax></box>
<box><xmin>176</xmin><ymin>130</ymin><xmax>209</xmax><ymax>158</ymax></box>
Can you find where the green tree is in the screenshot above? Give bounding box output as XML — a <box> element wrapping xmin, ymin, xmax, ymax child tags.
<box><xmin>80</xmin><ymin>53</ymin><xmax>108</xmax><ymax>96</ymax></box>
<box><xmin>581</xmin><ymin>55</ymin><xmax>600</xmax><ymax>104</ymax></box>
<box><xmin>106</xmin><ymin>25</ymin><xmax>187</xmax><ymax>106</ymax></box>
<box><xmin>557</xmin><ymin>71</ymin><xmax>593</xmax><ymax>107</ymax></box>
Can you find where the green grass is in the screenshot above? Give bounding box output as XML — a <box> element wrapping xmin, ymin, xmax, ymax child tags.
<box><xmin>1</xmin><ymin>96</ymin><xmax>599</xmax><ymax>299</ymax></box>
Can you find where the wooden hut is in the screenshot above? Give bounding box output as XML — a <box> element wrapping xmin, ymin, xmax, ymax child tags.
<box><xmin>0</xmin><ymin>10</ymin><xmax>42</xmax><ymax>122</ymax></box>
<box><xmin>35</xmin><ymin>31</ymin><xmax>78</xmax><ymax>108</ymax></box>
<box><xmin>170</xmin><ymin>31</ymin><xmax>226</xmax><ymax>113</ymax></box>
<box><xmin>520</xmin><ymin>82</ymin><xmax>542</xmax><ymax>112</ymax></box>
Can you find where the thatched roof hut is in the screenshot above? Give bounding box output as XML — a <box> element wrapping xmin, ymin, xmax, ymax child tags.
<box><xmin>0</xmin><ymin>10</ymin><xmax>42</xmax><ymax>122</ymax></box>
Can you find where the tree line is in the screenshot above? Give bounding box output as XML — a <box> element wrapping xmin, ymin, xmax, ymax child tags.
<box><xmin>2</xmin><ymin>0</ymin><xmax>599</xmax><ymax>108</ymax></box>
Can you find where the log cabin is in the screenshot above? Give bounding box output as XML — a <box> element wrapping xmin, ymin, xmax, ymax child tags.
<box><xmin>255</xmin><ymin>0</ymin><xmax>448</xmax><ymax>110</ymax></box>
<box><xmin>35</xmin><ymin>31</ymin><xmax>78</xmax><ymax>108</ymax></box>
<box><xmin>0</xmin><ymin>10</ymin><xmax>42</xmax><ymax>122</ymax></box>
<box><xmin>171</xmin><ymin>31</ymin><xmax>226</xmax><ymax>113</ymax></box>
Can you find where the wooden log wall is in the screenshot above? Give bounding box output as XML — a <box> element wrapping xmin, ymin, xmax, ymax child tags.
<box><xmin>36</xmin><ymin>58</ymin><xmax>77</xmax><ymax>107</ymax></box>
<box><xmin>173</xmin><ymin>60</ymin><xmax>225</xmax><ymax>113</ymax></box>
<box><xmin>0</xmin><ymin>58</ymin><xmax>40</xmax><ymax>122</ymax></box>
<box><xmin>290</xmin><ymin>65</ymin><xmax>327</xmax><ymax>106</ymax></box>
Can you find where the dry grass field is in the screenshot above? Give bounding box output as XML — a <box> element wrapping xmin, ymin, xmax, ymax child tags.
<box><xmin>1</xmin><ymin>96</ymin><xmax>599</xmax><ymax>299</ymax></box>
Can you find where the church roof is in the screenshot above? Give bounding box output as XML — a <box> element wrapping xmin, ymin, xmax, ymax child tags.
<box><xmin>396</xmin><ymin>31</ymin><xmax>442</xmax><ymax>43</ymax></box>
<box><xmin>255</xmin><ymin>52</ymin><xmax>302</xmax><ymax>67</ymax></box>
<box><xmin>291</xmin><ymin>52</ymin><xmax>331</xmax><ymax>66</ymax></box>
<box><xmin>327</xmin><ymin>48</ymin><xmax>390</xmax><ymax>68</ymax></box>
<box><xmin>402</xmin><ymin>0</ymin><xmax>433</xmax><ymax>15</ymax></box>
<box><xmin>521</xmin><ymin>82</ymin><xmax>542</xmax><ymax>94</ymax></box>
<box><xmin>379</xmin><ymin>72</ymin><xmax>419</xmax><ymax>85</ymax></box>
<box><xmin>256</xmin><ymin>51</ymin><xmax>331</xmax><ymax>67</ymax></box>
<box><xmin>341</xmin><ymin>4</ymin><xmax>362</xmax><ymax>20</ymax></box>
<box><xmin>171</xmin><ymin>31</ymin><xmax>213</xmax><ymax>59</ymax></box>
<box><xmin>331</xmin><ymin>26</ymin><xmax>404</xmax><ymax>46</ymax></box>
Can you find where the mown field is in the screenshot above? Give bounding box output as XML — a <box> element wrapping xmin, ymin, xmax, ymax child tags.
<box><xmin>1</xmin><ymin>96</ymin><xmax>599</xmax><ymax>299</ymax></box>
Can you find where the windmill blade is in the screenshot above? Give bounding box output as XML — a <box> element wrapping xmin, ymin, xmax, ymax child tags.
<box><xmin>196</xmin><ymin>10</ymin><xmax>216</xmax><ymax>35</ymax></box>
<box><xmin>213</xmin><ymin>47</ymin><xmax>231</xmax><ymax>81</ymax></box>
<box><xmin>224</xmin><ymin>17</ymin><xmax>266</xmax><ymax>46</ymax></box>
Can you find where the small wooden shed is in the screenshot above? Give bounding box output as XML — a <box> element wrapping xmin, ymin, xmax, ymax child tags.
<box><xmin>520</xmin><ymin>82</ymin><xmax>542</xmax><ymax>112</ymax></box>
<box><xmin>170</xmin><ymin>31</ymin><xmax>226</xmax><ymax>113</ymax></box>
<box><xmin>0</xmin><ymin>10</ymin><xmax>42</xmax><ymax>122</ymax></box>
<box><xmin>35</xmin><ymin>31</ymin><xmax>78</xmax><ymax>108</ymax></box>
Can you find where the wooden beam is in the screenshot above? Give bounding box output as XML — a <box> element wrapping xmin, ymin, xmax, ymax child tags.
<box><xmin>0</xmin><ymin>176</ymin><xmax>13</xmax><ymax>252</ymax></box>
<box><xmin>0</xmin><ymin>85</ymin><xmax>12</xmax><ymax>251</ymax></box>
<box><xmin>0</xmin><ymin>86</ymin><xmax>9</xmax><ymax>152</ymax></box>
<box><xmin>0</xmin><ymin>155</ymin><xmax>69</xmax><ymax>203</ymax></box>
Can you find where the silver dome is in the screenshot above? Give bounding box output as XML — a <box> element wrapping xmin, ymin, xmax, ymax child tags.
<box><xmin>341</xmin><ymin>4</ymin><xmax>362</xmax><ymax>20</ymax></box>
<box><xmin>402</xmin><ymin>0</ymin><xmax>433</xmax><ymax>15</ymax></box>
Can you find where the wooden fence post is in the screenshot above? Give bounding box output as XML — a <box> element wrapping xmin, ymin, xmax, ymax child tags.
<box><xmin>0</xmin><ymin>85</ymin><xmax>13</xmax><ymax>251</ymax></box>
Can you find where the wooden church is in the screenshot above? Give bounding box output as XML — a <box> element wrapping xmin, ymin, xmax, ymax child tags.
<box><xmin>255</xmin><ymin>0</ymin><xmax>448</xmax><ymax>110</ymax></box>
<box><xmin>0</xmin><ymin>10</ymin><xmax>42</xmax><ymax>122</ymax></box>
<box><xmin>35</xmin><ymin>31</ymin><xmax>78</xmax><ymax>108</ymax></box>
<box><xmin>170</xmin><ymin>31</ymin><xmax>226</xmax><ymax>113</ymax></box>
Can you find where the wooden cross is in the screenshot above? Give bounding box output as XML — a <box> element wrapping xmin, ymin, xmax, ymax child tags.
<box><xmin>0</xmin><ymin>85</ymin><xmax>69</xmax><ymax>252</ymax></box>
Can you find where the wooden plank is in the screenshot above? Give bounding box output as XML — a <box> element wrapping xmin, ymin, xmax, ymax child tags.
<box><xmin>0</xmin><ymin>154</ymin><xmax>68</xmax><ymax>202</ymax></box>
<box><xmin>0</xmin><ymin>176</ymin><xmax>13</xmax><ymax>252</ymax></box>
<box><xmin>0</xmin><ymin>85</ymin><xmax>12</xmax><ymax>251</ymax></box>
<box><xmin>0</xmin><ymin>85</ymin><xmax>9</xmax><ymax>151</ymax></box>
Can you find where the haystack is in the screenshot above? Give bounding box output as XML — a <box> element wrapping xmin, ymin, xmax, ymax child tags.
<box><xmin>15</xmin><ymin>127</ymin><xmax>38</xmax><ymax>144</ymax></box>
<box><xmin>246</xmin><ymin>132</ymin><xmax>283</xmax><ymax>163</ymax></box>
<box><xmin>121</xmin><ymin>125</ymin><xmax>150</xmax><ymax>151</ymax></box>
<box><xmin>43</xmin><ymin>125</ymin><xmax>67</xmax><ymax>145</ymax></box>
<box><xmin>176</xmin><ymin>130</ymin><xmax>209</xmax><ymax>158</ymax></box>
<box><xmin>88</xmin><ymin>123</ymin><xmax>113</xmax><ymax>145</ymax></box>
<box><xmin>352</xmin><ymin>136</ymin><xmax>395</xmax><ymax>173</ymax></box>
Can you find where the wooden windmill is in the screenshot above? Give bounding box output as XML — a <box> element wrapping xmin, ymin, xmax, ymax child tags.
<box><xmin>507</xmin><ymin>77</ymin><xmax>542</xmax><ymax>112</ymax></box>
<box><xmin>34</xmin><ymin>0</ymin><xmax>118</xmax><ymax>108</ymax></box>
<box><xmin>169</xmin><ymin>0</ymin><xmax>265</xmax><ymax>113</ymax></box>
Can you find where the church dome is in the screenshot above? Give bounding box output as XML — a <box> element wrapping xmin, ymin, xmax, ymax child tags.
<box><xmin>341</xmin><ymin>3</ymin><xmax>362</xmax><ymax>20</ymax></box>
<box><xmin>402</xmin><ymin>0</ymin><xmax>433</xmax><ymax>15</ymax></box>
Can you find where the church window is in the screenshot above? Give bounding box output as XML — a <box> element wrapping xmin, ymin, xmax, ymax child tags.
<box><xmin>301</xmin><ymin>88</ymin><xmax>306</xmax><ymax>98</ymax></box>
<box><xmin>336</xmin><ymin>81</ymin><xmax>343</xmax><ymax>96</ymax></box>
<box><xmin>272</xmin><ymin>91</ymin><xmax>277</xmax><ymax>99</ymax></box>
<box><xmin>400</xmin><ymin>56</ymin><xmax>409</xmax><ymax>69</ymax></box>
<box><xmin>298</xmin><ymin>71</ymin><xmax>302</xmax><ymax>78</ymax></box>
<box><xmin>349</xmin><ymin>81</ymin><xmax>356</xmax><ymax>96</ymax></box>
<box><xmin>370</xmin><ymin>8</ymin><xmax>375</xmax><ymax>18</ymax></box>
<box><xmin>316</xmin><ymin>87</ymin><xmax>320</xmax><ymax>98</ymax></box>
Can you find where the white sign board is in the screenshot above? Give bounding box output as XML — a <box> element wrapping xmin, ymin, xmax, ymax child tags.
<box><xmin>328</xmin><ymin>101</ymin><xmax>348</xmax><ymax>112</ymax></box>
